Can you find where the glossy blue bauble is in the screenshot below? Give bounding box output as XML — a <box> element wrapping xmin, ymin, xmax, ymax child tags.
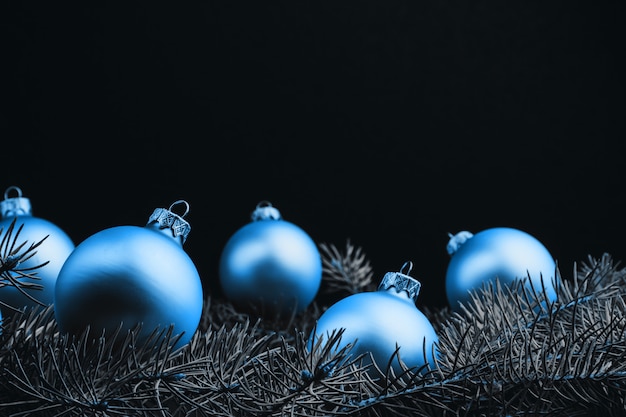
<box><xmin>55</xmin><ymin>202</ymin><xmax>203</xmax><ymax>349</ymax></box>
<box><xmin>0</xmin><ymin>187</ymin><xmax>75</xmax><ymax>313</ymax></box>
<box><xmin>219</xmin><ymin>202</ymin><xmax>322</xmax><ymax>316</ymax></box>
<box><xmin>309</xmin><ymin>263</ymin><xmax>438</xmax><ymax>378</ymax></box>
<box><xmin>445</xmin><ymin>227</ymin><xmax>558</xmax><ymax>311</ymax></box>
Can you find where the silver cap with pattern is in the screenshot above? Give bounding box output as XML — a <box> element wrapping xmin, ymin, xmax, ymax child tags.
<box><xmin>378</xmin><ymin>261</ymin><xmax>422</xmax><ymax>303</ymax></box>
<box><xmin>0</xmin><ymin>186</ymin><xmax>32</xmax><ymax>217</ymax></box>
<box><xmin>147</xmin><ymin>200</ymin><xmax>192</xmax><ymax>244</ymax></box>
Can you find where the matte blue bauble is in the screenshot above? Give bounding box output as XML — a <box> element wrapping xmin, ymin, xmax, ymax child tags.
<box><xmin>309</xmin><ymin>262</ymin><xmax>439</xmax><ymax>378</ymax></box>
<box><xmin>55</xmin><ymin>201</ymin><xmax>203</xmax><ymax>349</ymax></box>
<box><xmin>0</xmin><ymin>186</ymin><xmax>75</xmax><ymax>313</ymax></box>
<box><xmin>445</xmin><ymin>227</ymin><xmax>558</xmax><ymax>311</ymax></box>
<box><xmin>219</xmin><ymin>201</ymin><xmax>322</xmax><ymax>317</ymax></box>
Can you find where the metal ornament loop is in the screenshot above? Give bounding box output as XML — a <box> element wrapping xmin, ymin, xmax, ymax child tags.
<box><xmin>378</xmin><ymin>261</ymin><xmax>422</xmax><ymax>303</ymax></box>
<box><xmin>1</xmin><ymin>186</ymin><xmax>32</xmax><ymax>217</ymax></box>
<box><xmin>168</xmin><ymin>200</ymin><xmax>190</xmax><ymax>218</ymax></box>
<box><xmin>4</xmin><ymin>186</ymin><xmax>23</xmax><ymax>200</ymax></box>
<box><xmin>400</xmin><ymin>261</ymin><xmax>413</xmax><ymax>276</ymax></box>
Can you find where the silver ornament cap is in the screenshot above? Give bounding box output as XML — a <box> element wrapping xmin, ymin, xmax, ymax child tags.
<box><xmin>0</xmin><ymin>186</ymin><xmax>33</xmax><ymax>218</ymax></box>
<box><xmin>378</xmin><ymin>261</ymin><xmax>422</xmax><ymax>303</ymax></box>
<box><xmin>251</xmin><ymin>201</ymin><xmax>282</xmax><ymax>221</ymax></box>
<box><xmin>146</xmin><ymin>200</ymin><xmax>192</xmax><ymax>245</ymax></box>
<box><xmin>446</xmin><ymin>231</ymin><xmax>474</xmax><ymax>256</ymax></box>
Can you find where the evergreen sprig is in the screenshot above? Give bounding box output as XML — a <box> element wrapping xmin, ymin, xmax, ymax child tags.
<box><xmin>433</xmin><ymin>253</ymin><xmax>626</xmax><ymax>416</ymax></box>
<box><xmin>1</xmin><ymin>240</ymin><xmax>626</xmax><ymax>416</ymax></box>
<box><xmin>0</xmin><ymin>217</ymin><xmax>50</xmax><ymax>312</ymax></box>
<box><xmin>318</xmin><ymin>240</ymin><xmax>376</xmax><ymax>301</ymax></box>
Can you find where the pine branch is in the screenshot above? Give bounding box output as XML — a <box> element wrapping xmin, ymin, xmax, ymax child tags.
<box><xmin>198</xmin><ymin>295</ymin><xmax>321</xmax><ymax>346</ymax></box>
<box><xmin>3</xmin><ymin>239</ymin><xmax>626</xmax><ymax>416</ymax></box>
<box><xmin>430</xmin><ymin>253</ymin><xmax>626</xmax><ymax>416</ymax></box>
<box><xmin>0</xmin><ymin>217</ymin><xmax>50</xmax><ymax>312</ymax></box>
<box><xmin>318</xmin><ymin>240</ymin><xmax>376</xmax><ymax>303</ymax></box>
<box><xmin>1</xmin><ymin>306</ymin><xmax>185</xmax><ymax>416</ymax></box>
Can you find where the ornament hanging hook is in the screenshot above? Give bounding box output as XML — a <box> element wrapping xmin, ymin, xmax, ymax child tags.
<box><xmin>256</xmin><ymin>200</ymin><xmax>273</xmax><ymax>209</ymax></box>
<box><xmin>168</xmin><ymin>200</ymin><xmax>190</xmax><ymax>218</ymax></box>
<box><xmin>4</xmin><ymin>186</ymin><xmax>23</xmax><ymax>200</ymax></box>
<box><xmin>400</xmin><ymin>261</ymin><xmax>413</xmax><ymax>276</ymax></box>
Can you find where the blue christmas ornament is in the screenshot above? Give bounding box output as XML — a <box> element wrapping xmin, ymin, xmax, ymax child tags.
<box><xmin>219</xmin><ymin>201</ymin><xmax>322</xmax><ymax>317</ymax></box>
<box><xmin>54</xmin><ymin>200</ymin><xmax>203</xmax><ymax>349</ymax></box>
<box><xmin>0</xmin><ymin>186</ymin><xmax>75</xmax><ymax>313</ymax></box>
<box><xmin>309</xmin><ymin>262</ymin><xmax>439</xmax><ymax>378</ymax></box>
<box><xmin>445</xmin><ymin>227</ymin><xmax>558</xmax><ymax>311</ymax></box>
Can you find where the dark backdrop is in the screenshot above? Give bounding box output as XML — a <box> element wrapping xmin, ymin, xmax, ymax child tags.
<box><xmin>2</xmin><ymin>1</ymin><xmax>624</xmax><ymax>309</ymax></box>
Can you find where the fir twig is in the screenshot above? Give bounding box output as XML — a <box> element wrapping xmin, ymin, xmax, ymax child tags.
<box><xmin>198</xmin><ymin>295</ymin><xmax>321</xmax><ymax>345</ymax></box>
<box><xmin>432</xmin><ymin>253</ymin><xmax>626</xmax><ymax>416</ymax></box>
<box><xmin>0</xmin><ymin>217</ymin><xmax>50</xmax><ymax>312</ymax></box>
<box><xmin>3</xmin><ymin>244</ymin><xmax>626</xmax><ymax>416</ymax></box>
<box><xmin>319</xmin><ymin>240</ymin><xmax>375</xmax><ymax>298</ymax></box>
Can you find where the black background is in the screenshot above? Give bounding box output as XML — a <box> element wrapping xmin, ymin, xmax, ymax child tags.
<box><xmin>2</xmin><ymin>1</ymin><xmax>624</xmax><ymax>309</ymax></box>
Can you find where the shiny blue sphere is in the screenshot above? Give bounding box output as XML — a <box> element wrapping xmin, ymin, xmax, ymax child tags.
<box><xmin>219</xmin><ymin>219</ymin><xmax>322</xmax><ymax>316</ymax></box>
<box><xmin>310</xmin><ymin>288</ymin><xmax>439</xmax><ymax>376</ymax></box>
<box><xmin>446</xmin><ymin>227</ymin><xmax>558</xmax><ymax>311</ymax></box>
<box><xmin>0</xmin><ymin>215</ymin><xmax>75</xmax><ymax>312</ymax></box>
<box><xmin>55</xmin><ymin>225</ymin><xmax>203</xmax><ymax>349</ymax></box>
